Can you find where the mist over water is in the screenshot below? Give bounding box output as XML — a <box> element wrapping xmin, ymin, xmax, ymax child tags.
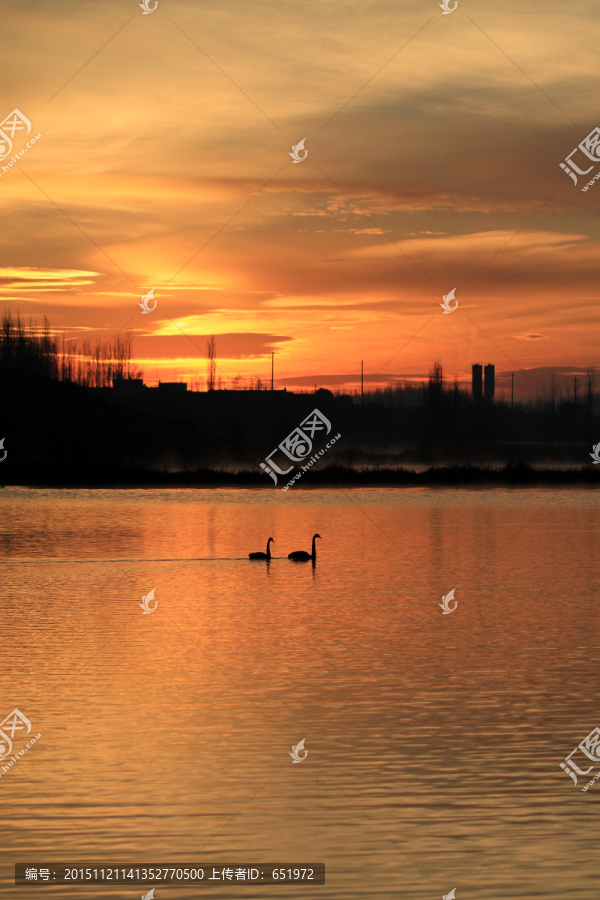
<box><xmin>1</xmin><ymin>487</ymin><xmax>599</xmax><ymax>899</ymax></box>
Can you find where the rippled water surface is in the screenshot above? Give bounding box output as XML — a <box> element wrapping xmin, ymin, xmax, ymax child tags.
<box><xmin>1</xmin><ymin>487</ymin><xmax>599</xmax><ymax>899</ymax></box>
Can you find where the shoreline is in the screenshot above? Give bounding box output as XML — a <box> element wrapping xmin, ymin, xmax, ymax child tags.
<box><xmin>1</xmin><ymin>463</ymin><xmax>599</xmax><ymax>489</ymax></box>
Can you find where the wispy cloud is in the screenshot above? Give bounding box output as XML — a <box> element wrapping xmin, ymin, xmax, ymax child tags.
<box><xmin>0</xmin><ymin>267</ymin><xmax>100</xmax><ymax>292</ymax></box>
<box><xmin>514</xmin><ymin>333</ymin><xmax>549</xmax><ymax>340</ymax></box>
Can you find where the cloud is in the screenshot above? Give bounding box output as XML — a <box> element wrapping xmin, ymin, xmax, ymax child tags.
<box><xmin>513</xmin><ymin>333</ymin><xmax>549</xmax><ymax>340</ymax></box>
<box><xmin>1</xmin><ymin>0</ymin><xmax>599</xmax><ymax>395</ymax></box>
<box><xmin>0</xmin><ymin>267</ymin><xmax>100</xmax><ymax>292</ymax></box>
<box><xmin>135</xmin><ymin>331</ymin><xmax>294</xmax><ymax>361</ymax></box>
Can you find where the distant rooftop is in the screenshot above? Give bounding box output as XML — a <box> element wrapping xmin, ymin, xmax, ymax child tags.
<box><xmin>158</xmin><ymin>381</ymin><xmax>187</xmax><ymax>392</ymax></box>
<box><xmin>112</xmin><ymin>377</ymin><xmax>144</xmax><ymax>393</ymax></box>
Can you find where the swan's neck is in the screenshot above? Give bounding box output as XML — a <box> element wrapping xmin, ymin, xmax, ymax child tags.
<box><xmin>312</xmin><ymin>536</ymin><xmax>317</xmax><ymax>558</ymax></box>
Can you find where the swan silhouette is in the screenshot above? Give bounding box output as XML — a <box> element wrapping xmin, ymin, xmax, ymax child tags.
<box><xmin>249</xmin><ymin>537</ymin><xmax>274</xmax><ymax>560</ymax></box>
<box><xmin>288</xmin><ymin>533</ymin><xmax>321</xmax><ymax>562</ymax></box>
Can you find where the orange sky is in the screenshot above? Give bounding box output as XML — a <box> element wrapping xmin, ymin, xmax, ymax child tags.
<box><xmin>1</xmin><ymin>0</ymin><xmax>599</xmax><ymax>397</ymax></box>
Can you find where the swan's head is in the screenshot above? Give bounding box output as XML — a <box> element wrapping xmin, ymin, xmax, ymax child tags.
<box><xmin>268</xmin><ymin>537</ymin><xmax>274</xmax><ymax>543</ymax></box>
<box><xmin>314</xmin><ymin>533</ymin><xmax>322</xmax><ymax>540</ymax></box>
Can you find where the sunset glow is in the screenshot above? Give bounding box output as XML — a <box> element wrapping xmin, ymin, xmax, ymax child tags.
<box><xmin>2</xmin><ymin>0</ymin><xmax>599</xmax><ymax>396</ymax></box>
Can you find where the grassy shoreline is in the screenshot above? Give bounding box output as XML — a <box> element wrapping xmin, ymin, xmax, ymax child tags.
<box><xmin>1</xmin><ymin>462</ymin><xmax>599</xmax><ymax>488</ymax></box>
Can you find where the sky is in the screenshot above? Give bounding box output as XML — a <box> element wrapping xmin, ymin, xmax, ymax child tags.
<box><xmin>1</xmin><ymin>0</ymin><xmax>599</xmax><ymax>398</ymax></box>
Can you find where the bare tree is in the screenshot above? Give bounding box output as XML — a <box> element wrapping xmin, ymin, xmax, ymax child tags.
<box><xmin>429</xmin><ymin>360</ymin><xmax>444</xmax><ymax>391</ymax></box>
<box><xmin>427</xmin><ymin>360</ymin><xmax>444</xmax><ymax>412</ymax></box>
<box><xmin>0</xmin><ymin>314</ymin><xmax>143</xmax><ymax>387</ymax></box>
<box><xmin>189</xmin><ymin>370</ymin><xmax>202</xmax><ymax>392</ymax></box>
<box><xmin>123</xmin><ymin>330</ymin><xmax>134</xmax><ymax>379</ymax></box>
<box><xmin>586</xmin><ymin>366</ymin><xmax>596</xmax><ymax>444</ymax></box>
<box><xmin>548</xmin><ymin>370</ymin><xmax>559</xmax><ymax>448</ymax></box>
<box><xmin>585</xmin><ymin>366</ymin><xmax>596</xmax><ymax>406</ymax></box>
<box><xmin>548</xmin><ymin>371</ymin><xmax>559</xmax><ymax>410</ymax></box>
<box><xmin>206</xmin><ymin>335</ymin><xmax>217</xmax><ymax>391</ymax></box>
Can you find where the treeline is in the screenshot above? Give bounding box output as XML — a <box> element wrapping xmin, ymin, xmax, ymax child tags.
<box><xmin>353</xmin><ymin>361</ymin><xmax>599</xmax><ymax>415</ymax></box>
<box><xmin>0</xmin><ymin>312</ymin><xmax>142</xmax><ymax>386</ymax></box>
<box><xmin>0</xmin><ymin>314</ymin><xmax>287</xmax><ymax>392</ymax></box>
<box><xmin>344</xmin><ymin>383</ymin><xmax>426</xmax><ymax>408</ymax></box>
<box><xmin>189</xmin><ymin>372</ymin><xmax>273</xmax><ymax>392</ymax></box>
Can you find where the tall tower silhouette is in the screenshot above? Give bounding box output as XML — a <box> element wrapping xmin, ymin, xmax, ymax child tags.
<box><xmin>484</xmin><ymin>364</ymin><xmax>495</xmax><ymax>400</ymax></box>
<box><xmin>472</xmin><ymin>364</ymin><xmax>482</xmax><ymax>400</ymax></box>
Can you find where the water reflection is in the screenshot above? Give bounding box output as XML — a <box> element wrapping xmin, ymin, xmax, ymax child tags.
<box><xmin>0</xmin><ymin>487</ymin><xmax>598</xmax><ymax>900</ymax></box>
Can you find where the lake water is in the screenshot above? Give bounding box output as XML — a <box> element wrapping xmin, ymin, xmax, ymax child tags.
<box><xmin>1</xmin><ymin>487</ymin><xmax>599</xmax><ymax>899</ymax></box>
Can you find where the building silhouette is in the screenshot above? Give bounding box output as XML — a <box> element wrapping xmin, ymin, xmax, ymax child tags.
<box><xmin>112</xmin><ymin>377</ymin><xmax>144</xmax><ymax>396</ymax></box>
<box><xmin>472</xmin><ymin>363</ymin><xmax>495</xmax><ymax>400</ymax></box>
<box><xmin>484</xmin><ymin>364</ymin><xmax>495</xmax><ymax>400</ymax></box>
<box><xmin>158</xmin><ymin>381</ymin><xmax>187</xmax><ymax>393</ymax></box>
<box><xmin>472</xmin><ymin>364</ymin><xmax>482</xmax><ymax>399</ymax></box>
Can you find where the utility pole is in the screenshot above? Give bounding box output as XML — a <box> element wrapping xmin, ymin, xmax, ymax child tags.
<box><xmin>361</xmin><ymin>359</ymin><xmax>364</xmax><ymax>405</ymax></box>
<box><xmin>511</xmin><ymin>372</ymin><xmax>514</xmax><ymax>409</ymax></box>
<box><xmin>271</xmin><ymin>352</ymin><xmax>274</xmax><ymax>391</ymax></box>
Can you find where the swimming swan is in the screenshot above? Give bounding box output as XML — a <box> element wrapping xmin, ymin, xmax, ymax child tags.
<box><xmin>249</xmin><ymin>537</ymin><xmax>274</xmax><ymax>560</ymax></box>
<box><xmin>288</xmin><ymin>533</ymin><xmax>321</xmax><ymax>561</ymax></box>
